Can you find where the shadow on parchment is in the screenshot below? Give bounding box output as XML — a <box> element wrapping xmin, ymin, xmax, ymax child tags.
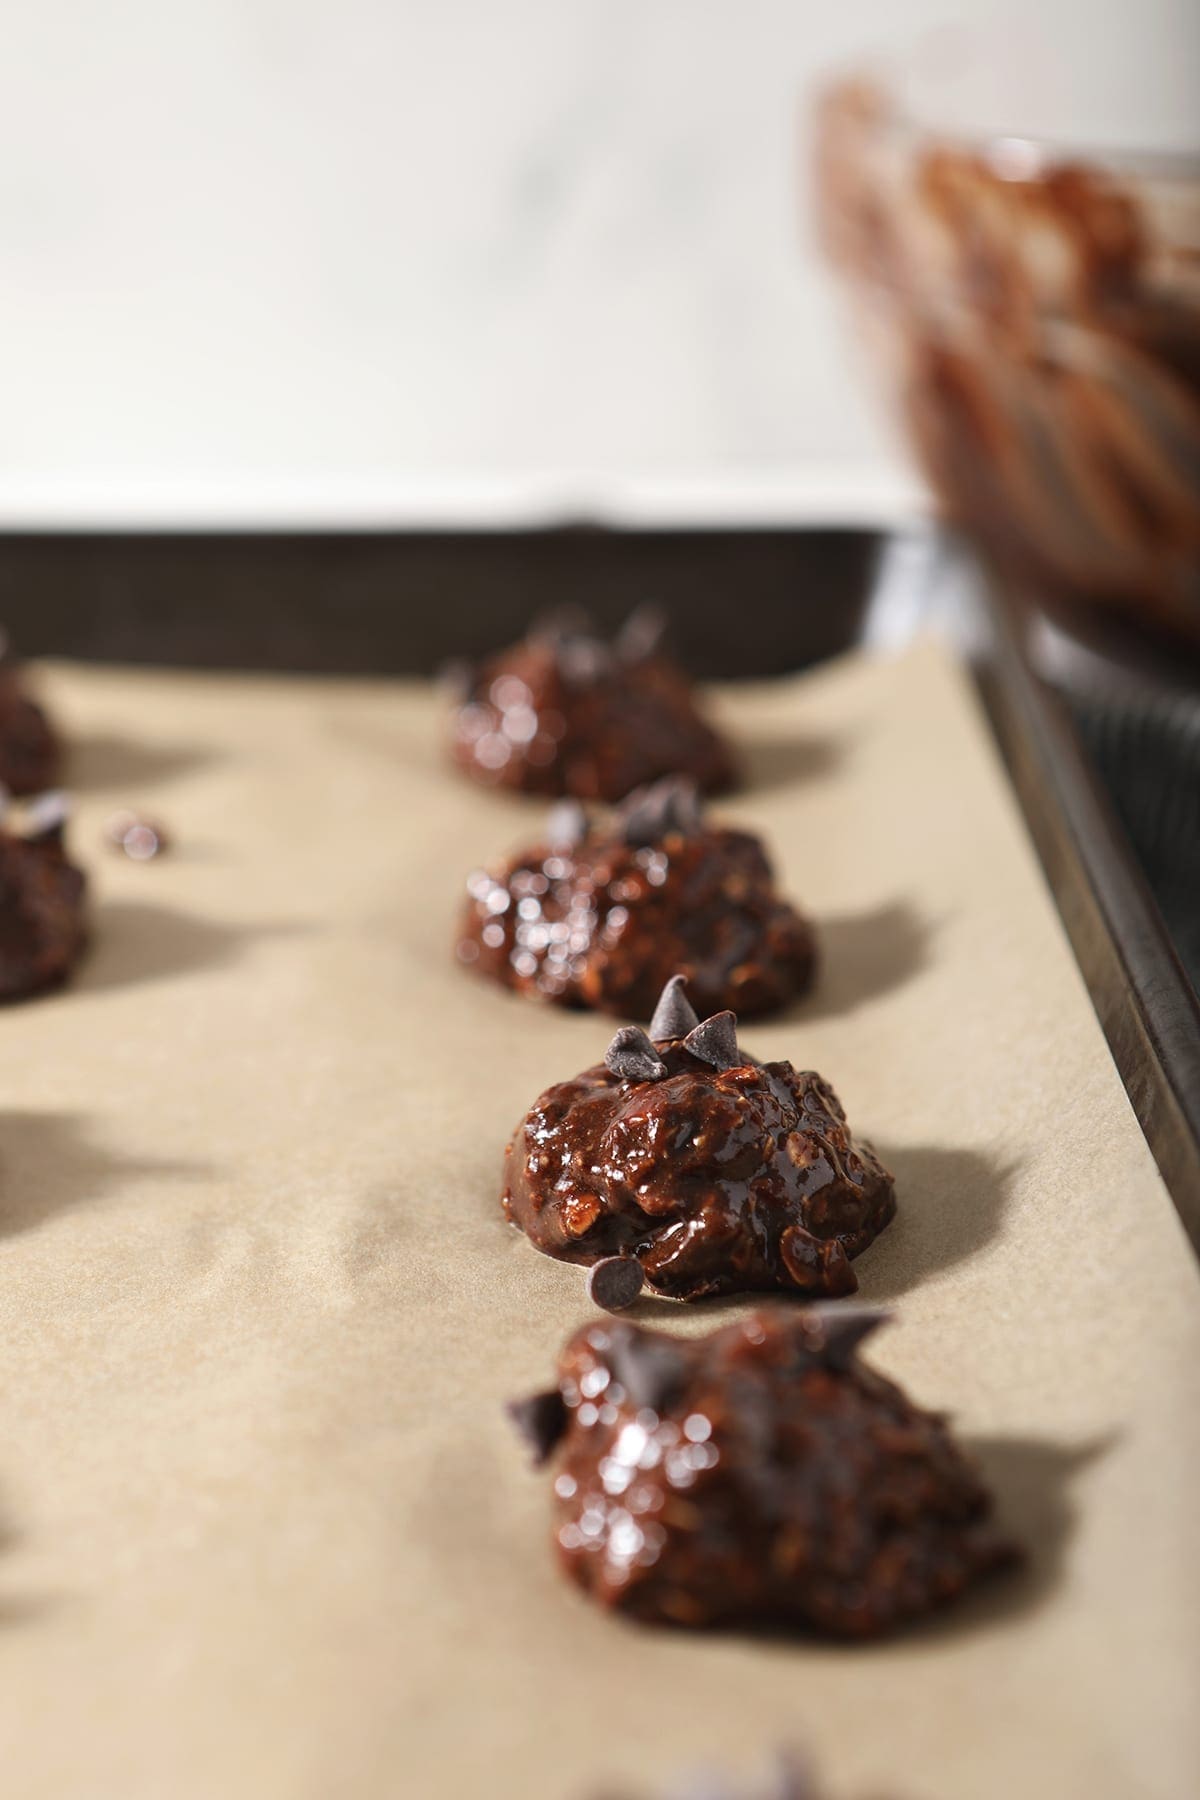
<box><xmin>664</xmin><ymin>1436</ymin><xmax>1103</xmax><ymax>1653</ymax></box>
<box><xmin>66</xmin><ymin>730</ymin><xmax>219</xmax><ymax>794</ymax></box>
<box><xmin>897</xmin><ymin>1434</ymin><xmax>1109</xmax><ymax>1643</ymax></box>
<box><xmin>0</xmin><ymin>1109</ymin><xmax>212</xmax><ymax>1239</ymax></box>
<box><xmin>74</xmin><ymin>900</ymin><xmax>297</xmax><ymax>994</ymax></box>
<box><xmin>796</xmin><ymin>900</ymin><xmax>933</xmax><ymax>1022</ymax></box>
<box><xmin>852</xmin><ymin>1142</ymin><xmax>1018</xmax><ymax>1300</ymax></box>
<box><xmin>0</xmin><ymin>1494</ymin><xmax>62</xmax><ymax>1630</ymax></box>
<box><xmin>737</xmin><ymin>729</ymin><xmax>847</xmax><ymax>796</ymax></box>
<box><xmin>0</xmin><ymin>1594</ymin><xmax>51</xmax><ymax>1627</ymax></box>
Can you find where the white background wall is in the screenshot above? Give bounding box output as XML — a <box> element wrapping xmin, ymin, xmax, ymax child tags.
<box><xmin>0</xmin><ymin>0</ymin><xmax>1195</xmax><ymax>524</ymax></box>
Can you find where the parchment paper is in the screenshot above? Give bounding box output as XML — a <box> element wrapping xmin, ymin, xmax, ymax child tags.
<box><xmin>1</xmin><ymin>643</ymin><xmax>1196</xmax><ymax>1800</ymax></box>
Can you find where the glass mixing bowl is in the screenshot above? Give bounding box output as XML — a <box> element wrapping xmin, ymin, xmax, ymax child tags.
<box><xmin>814</xmin><ymin>77</ymin><xmax>1200</xmax><ymax>646</ymax></box>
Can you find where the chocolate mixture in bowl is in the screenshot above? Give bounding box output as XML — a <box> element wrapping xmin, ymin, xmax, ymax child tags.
<box><xmin>448</xmin><ymin>608</ymin><xmax>737</xmax><ymax>800</ymax></box>
<box><xmin>457</xmin><ymin>776</ymin><xmax>815</xmax><ymax>1020</ymax></box>
<box><xmin>509</xmin><ymin>1306</ymin><xmax>1018</xmax><ymax>1634</ymax></box>
<box><xmin>816</xmin><ymin>80</ymin><xmax>1200</xmax><ymax>644</ymax></box>
<box><xmin>501</xmin><ymin>977</ymin><xmax>894</xmax><ymax>1300</ymax></box>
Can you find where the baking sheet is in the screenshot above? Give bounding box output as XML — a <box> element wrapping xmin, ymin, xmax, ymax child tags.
<box><xmin>1</xmin><ymin>643</ymin><xmax>1196</xmax><ymax>1800</ymax></box>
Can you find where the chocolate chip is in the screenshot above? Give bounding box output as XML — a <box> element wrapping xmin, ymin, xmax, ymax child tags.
<box><xmin>805</xmin><ymin>1304</ymin><xmax>891</xmax><ymax>1369</ymax></box>
<box><xmin>105</xmin><ymin>811</ymin><xmax>169</xmax><ymax>861</ymax></box>
<box><xmin>604</xmin><ymin>1326</ymin><xmax>687</xmax><ymax>1415</ymax></box>
<box><xmin>671</xmin><ymin>780</ymin><xmax>703</xmax><ymax>833</ymax></box>
<box><xmin>616</xmin><ymin>775</ymin><xmax>704</xmax><ymax>846</ymax></box>
<box><xmin>530</xmin><ymin>604</ymin><xmax>591</xmax><ymax>645</ymax></box>
<box><xmin>605</xmin><ymin>1026</ymin><xmax>667</xmax><ymax>1083</ymax></box>
<box><xmin>545</xmin><ymin>799</ymin><xmax>588</xmax><ymax>849</ymax></box>
<box><xmin>557</xmin><ymin>637</ymin><xmax>614</xmax><ymax>685</ymax></box>
<box><xmin>616</xmin><ymin>603</ymin><xmax>668</xmax><ymax>664</ymax></box>
<box><xmin>506</xmin><ymin>1388</ymin><xmax>568</xmax><ymax>1465</ymax></box>
<box><xmin>587</xmin><ymin>1256</ymin><xmax>645</xmax><ymax>1313</ymax></box>
<box><xmin>437</xmin><ymin>657</ymin><xmax>474</xmax><ymax>701</ymax></box>
<box><xmin>648</xmin><ymin>973</ymin><xmax>700</xmax><ymax>1041</ymax></box>
<box><xmin>23</xmin><ymin>790</ymin><xmax>70</xmax><ymax>848</ymax></box>
<box><xmin>528</xmin><ymin>608</ymin><xmax>616</xmax><ymax>684</ymax></box>
<box><xmin>682</xmin><ymin>1010</ymin><xmax>742</xmax><ymax>1070</ymax></box>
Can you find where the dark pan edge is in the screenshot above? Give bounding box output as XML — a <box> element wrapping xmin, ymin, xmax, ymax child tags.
<box><xmin>972</xmin><ymin>574</ymin><xmax>1200</xmax><ymax>1253</ymax></box>
<box><xmin>0</xmin><ymin>528</ymin><xmax>879</xmax><ymax>679</ymax></box>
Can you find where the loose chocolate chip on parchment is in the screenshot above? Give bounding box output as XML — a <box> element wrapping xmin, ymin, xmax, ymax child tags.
<box><xmin>105</xmin><ymin>810</ymin><xmax>170</xmax><ymax>861</ymax></box>
<box><xmin>682</xmin><ymin>1010</ymin><xmax>742</xmax><ymax>1070</ymax></box>
<box><xmin>605</xmin><ymin>1025</ymin><xmax>667</xmax><ymax>1083</ymax></box>
<box><xmin>648</xmin><ymin>973</ymin><xmax>700</xmax><ymax>1041</ymax></box>
<box><xmin>506</xmin><ymin>1388</ymin><xmax>569</xmax><ymax>1465</ymax></box>
<box><xmin>587</xmin><ymin>1256</ymin><xmax>645</xmax><ymax>1313</ymax></box>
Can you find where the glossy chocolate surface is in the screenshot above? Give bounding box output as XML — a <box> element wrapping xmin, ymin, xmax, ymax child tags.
<box><xmin>502</xmin><ymin>989</ymin><xmax>893</xmax><ymax>1300</ymax></box>
<box><xmin>515</xmin><ymin>1308</ymin><xmax>1016</xmax><ymax>1634</ymax></box>
<box><xmin>449</xmin><ymin>616</ymin><xmax>736</xmax><ymax>801</ymax></box>
<box><xmin>457</xmin><ymin>782</ymin><xmax>815</xmax><ymax>1021</ymax></box>
<box><xmin>0</xmin><ymin>802</ymin><xmax>87</xmax><ymax>999</ymax></box>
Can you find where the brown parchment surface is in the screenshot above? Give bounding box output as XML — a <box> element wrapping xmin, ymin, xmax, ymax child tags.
<box><xmin>0</xmin><ymin>642</ymin><xmax>1197</xmax><ymax>1800</ymax></box>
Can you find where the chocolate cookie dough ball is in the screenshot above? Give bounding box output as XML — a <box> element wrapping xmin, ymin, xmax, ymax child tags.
<box><xmin>501</xmin><ymin>977</ymin><xmax>894</xmax><ymax>1300</ymax></box>
<box><xmin>509</xmin><ymin>1307</ymin><xmax>1018</xmax><ymax>1635</ymax></box>
<box><xmin>449</xmin><ymin>608</ymin><xmax>736</xmax><ymax>801</ymax></box>
<box><xmin>0</xmin><ymin>641</ymin><xmax>60</xmax><ymax>797</ymax></box>
<box><xmin>457</xmin><ymin>777</ymin><xmax>815</xmax><ymax>1020</ymax></box>
<box><xmin>0</xmin><ymin>793</ymin><xmax>87</xmax><ymax>999</ymax></box>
